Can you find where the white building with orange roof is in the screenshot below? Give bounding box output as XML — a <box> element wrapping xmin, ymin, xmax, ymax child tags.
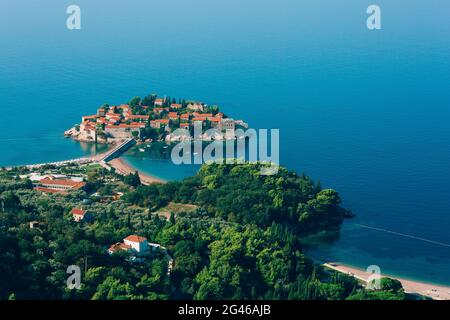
<box><xmin>168</xmin><ymin>112</ymin><xmax>179</xmax><ymax>120</ymax></box>
<box><xmin>77</xmin><ymin>121</ymin><xmax>98</xmax><ymax>141</ymax></box>
<box><xmin>180</xmin><ymin>113</ymin><xmax>190</xmax><ymax>122</ymax></box>
<box><xmin>153</xmin><ymin>107</ymin><xmax>169</xmax><ymax>114</ymax></box>
<box><xmin>106</xmin><ymin>113</ymin><xmax>122</xmax><ymax>122</ymax></box>
<box><xmin>96</xmin><ymin>117</ymin><xmax>108</xmax><ymax>124</ymax></box>
<box><xmin>170</xmin><ymin>103</ymin><xmax>182</xmax><ymax>109</ymax></box>
<box><xmin>104</xmin><ymin>123</ymin><xmax>144</xmax><ymax>140</ymax></box>
<box><xmin>126</xmin><ymin>115</ymin><xmax>150</xmax><ymax>122</ymax></box>
<box><xmin>209</xmin><ymin>117</ymin><xmax>222</xmax><ymax>128</ymax></box>
<box><xmin>150</xmin><ymin>119</ymin><xmax>169</xmax><ymax>129</ymax></box>
<box><xmin>108</xmin><ymin>242</ymin><xmax>132</xmax><ymax>254</ymax></box>
<box><xmin>117</xmin><ymin>104</ymin><xmax>130</xmax><ymax>110</ymax></box>
<box><xmin>193</xmin><ymin>113</ymin><xmax>213</xmax><ymax>118</ymax></box>
<box><xmin>35</xmin><ymin>178</ymin><xmax>86</xmax><ymax>193</ymax></box>
<box><xmin>82</xmin><ymin>115</ymin><xmax>98</xmax><ymax>122</ymax></box>
<box><xmin>71</xmin><ymin>208</ymin><xmax>93</xmax><ymax>222</ymax></box>
<box><xmin>154</xmin><ymin>98</ymin><xmax>165</xmax><ymax>106</ymax></box>
<box><xmin>192</xmin><ymin>116</ymin><xmax>207</xmax><ymax>125</ymax></box>
<box><xmin>108</xmin><ymin>235</ymin><xmax>149</xmax><ymax>255</ymax></box>
<box><xmin>124</xmin><ymin>235</ymin><xmax>149</xmax><ymax>253</ymax></box>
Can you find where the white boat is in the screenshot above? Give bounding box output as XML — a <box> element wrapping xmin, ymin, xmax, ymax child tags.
<box><xmin>139</xmin><ymin>148</ymin><xmax>145</xmax><ymax>152</ymax></box>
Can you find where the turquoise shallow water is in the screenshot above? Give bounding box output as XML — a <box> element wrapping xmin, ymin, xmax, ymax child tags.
<box><xmin>1</xmin><ymin>0</ymin><xmax>450</xmax><ymax>285</ymax></box>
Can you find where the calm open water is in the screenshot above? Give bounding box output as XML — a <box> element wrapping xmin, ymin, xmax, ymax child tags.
<box><xmin>1</xmin><ymin>0</ymin><xmax>450</xmax><ymax>285</ymax></box>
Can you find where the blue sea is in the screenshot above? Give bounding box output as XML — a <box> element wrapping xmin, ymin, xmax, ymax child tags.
<box><xmin>1</xmin><ymin>0</ymin><xmax>450</xmax><ymax>285</ymax></box>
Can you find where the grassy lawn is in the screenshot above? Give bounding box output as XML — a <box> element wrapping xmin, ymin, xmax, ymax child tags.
<box><xmin>155</xmin><ymin>202</ymin><xmax>199</xmax><ymax>220</ymax></box>
<box><xmin>84</xmin><ymin>163</ymin><xmax>103</xmax><ymax>174</ymax></box>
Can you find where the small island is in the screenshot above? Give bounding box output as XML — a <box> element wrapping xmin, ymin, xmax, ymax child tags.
<box><xmin>65</xmin><ymin>93</ymin><xmax>248</xmax><ymax>145</ymax></box>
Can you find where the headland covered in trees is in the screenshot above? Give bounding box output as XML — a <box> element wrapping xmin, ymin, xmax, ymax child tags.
<box><xmin>1</xmin><ymin>158</ymin><xmax>414</xmax><ymax>300</ymax></box>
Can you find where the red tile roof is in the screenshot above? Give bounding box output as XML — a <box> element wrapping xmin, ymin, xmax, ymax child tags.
<box><xmin>193</xmin><ymin>113</ymin><xmax>213</xmax><ymax>118</ymax></box>
<box><xmin>83</xmin><ymin>125</ymin><xmax>95</xmax><ymax>131</ymax></box>
<box><xmin>107</xmin><ymin>113</ymin><xmax>121</xmax><ymax>118</ymax></box>
<box><xmin>105</xmin><ymin>123</ymin><xmax>145</xmax><ymax>129</ymax></box>
<box><xmin>71</xmin><ymin>208</ymin><xmax>88</xmax><ymax>216</ymax></box>
<box><xmin>39</xmin><ymin>178</ymin><xmax>86</xmax><ymax>189</ymax></box>
<box><xmin>34</xmin><ymin>187</ymin><xmax>68</xmax><ymax>194</ymax></box>
<box><xmin>152</xmin><ymin>119</ymin><xmax>169</xmax><ymax>124</ymax></box>
<box><xmin>154</xmin><ymin>107</ymin><xmax>169</xmax><ymax>112</ymax></box>
<box><xmin>127</xmin><ymin>115</ymin><xmax>149</xmax><ymax>119</ymax></box>
<box><xmin>124</xmin><ymin>235</ymin><xmax>147</xmax><ymax>243</ymax></box>
<box><xmin>108</xmin><ymin>242</ymin><xmax>132</xmax><ymax>253</ymax></box>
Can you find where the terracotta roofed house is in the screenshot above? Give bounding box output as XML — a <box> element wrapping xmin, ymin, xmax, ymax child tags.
<box><xmin>150</xmin><ymin>119</ymin><xmax>170</xmax><ymax>129</ymax></box>
<box><xmin>108</xmin><ymin>242</ymin><xmax>132</xmax><ymax>254</ymax></box>
<box><xmin>168</xmin><ymin>112</ymin><xmax>179</xmax><ymax>120</ymax></box>
<box><xmin>209</xmin><ymin>117</ymin><xmax>222</xmax><ymax>128</ymax></box>
<box><xmin>193</xmin><ymin>113</ymin><xmax>213</xmax><ymax>118</ymax></box>
<box><xmin>123</xmin><ymin>235</ymin><xmax>149</xmax><ymax>253</ymax></box>
<box><xmin>154</xmin><ymin>98</ymin><xmax>165</xmax><ymax>106</ymax></box>
<box><xmin>117</xmin><ymin>104</ymin><xmax>130</xmax><ymax>110</ymax></box>
<box><xmin>180</xmin><ymin>113</ymin><xmax>190</xmax><ymax>121</ymax></box>
<box><xmin>82</xmin><ymin>115</ymin><xmax>98</xmax><ymax>122</ymax></box>
<box><xmin>35</xmin><ymin>178</ymin><xmax>86</xmax><ymax>193</ymax></box>
<box><xmin>126</xmin><ymin>115</ymin><xmax>150</xmax><ymax>122</ymax></box>
<box><xmin>70</xmin><ymin>208</ymin><xmax>93</xmax><ymax>222</ymax></box>
<box><xmin>153</xmin><ymin>107</ymin><xmax>169</xmax><ymax>114</ymax></box>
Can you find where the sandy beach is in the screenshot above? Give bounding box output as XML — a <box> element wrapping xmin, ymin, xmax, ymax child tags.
<box><xmin>108</xmin><ymin>158</ymin><xmax>166</xmax><ymax>185</ymax></box>
<box><xmin>323</xmin><ymin>262</ymin><xmax>450</xmax><ymax>300</ymax></box>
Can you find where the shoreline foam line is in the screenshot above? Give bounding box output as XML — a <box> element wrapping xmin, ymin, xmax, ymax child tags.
<box><xmin>354</xmin><ymin>223</ymin><xmax>450</xmax><ymax>248</ymax></box>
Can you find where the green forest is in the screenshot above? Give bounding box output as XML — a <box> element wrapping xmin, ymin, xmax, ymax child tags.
<box><xmin>0</xmin><ymin>163</ymin><xmax>406</xmax><ymax>300</ymax></box>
